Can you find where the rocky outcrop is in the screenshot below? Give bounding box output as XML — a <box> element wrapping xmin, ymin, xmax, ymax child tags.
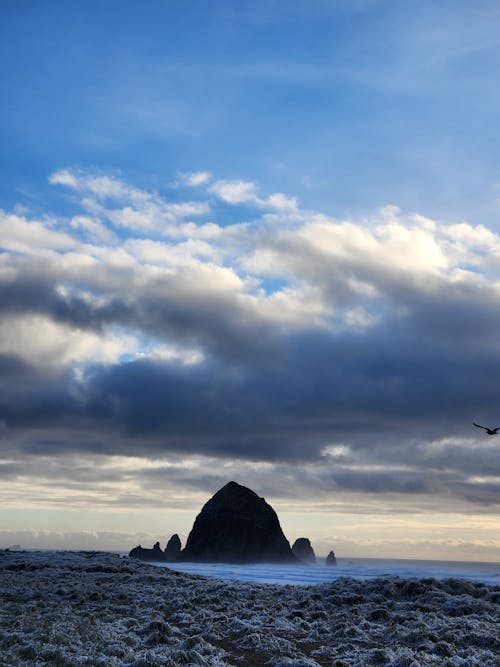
<box><xmin>129</xmin><ymin>541</ymin><xmax>166</xmax><ymax>562</ymax></box>
<box><xmin>164</xmin><ymin>534</ymin><xmax>182</xmax><ymax>562</ymax></box>
<box><xmin>292</xmin><ymin>537</ymin><xmax>316</xmax><ymax>564</ymax></box>
<box><xmin>326</xmin><ymin>550</ymin><xmax>337</xmax><ymax>566</ymax></box>
<box><xmin>180</xmin><ymin>481</ymin><xmax>296</xmax><ymax>563</ymax></box>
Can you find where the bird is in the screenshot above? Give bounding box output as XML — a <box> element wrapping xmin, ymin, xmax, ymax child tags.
<box><xmin>473</xmin><ymin>422</ymin><xmax>500</xmax><ymax>435</ymax></box>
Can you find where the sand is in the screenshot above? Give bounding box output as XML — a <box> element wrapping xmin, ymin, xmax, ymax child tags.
<box><xmin>0</xmin><ymin>550</ymin><xmax>498</xmax><ymax>666</ymax></box>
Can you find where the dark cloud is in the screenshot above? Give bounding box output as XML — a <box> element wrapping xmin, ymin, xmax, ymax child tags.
<box><xmin>0</xmin><ymin>272</ymin><xmax>128</xmax><ymax>334</ymax></box>
<box><xmin>1</xmin><ymin>317</ymin><xmax>499</xmax><ymax>510</ymax></box>
<box><xmin>3</xmin><ymin>308</ymin><xmax>500</xmax><ymax>449</ymax></box>
<box><xmin>0</xmin><ymin>264</ymin><xmax>278</xmax><ymax>363</ymax></box>
<box><xmin>0</xmin><ymin>461</ymin><xmax>23</xmax><ymax>478</ymax></box>
<box><xmin>0</xmin><ymin>353</ymin><xmax>36</xmax><ymax>378</ymax></box>
<box><xmin>2</xmin><ymin>180</ymin><xmax>500</xmax><ymax>515</ymax></box>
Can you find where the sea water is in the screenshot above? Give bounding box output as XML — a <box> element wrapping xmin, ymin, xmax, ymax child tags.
<box><xmin>151</xmin><ymin>557</ymin><xmax>500</xmax><ymax>586</ymax></box>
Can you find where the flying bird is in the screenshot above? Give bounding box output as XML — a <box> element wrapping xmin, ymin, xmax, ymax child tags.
<box><xmin>473</xmin><ymin>422</ymin><xmax>500</xmax><ymax>435</ymax></box>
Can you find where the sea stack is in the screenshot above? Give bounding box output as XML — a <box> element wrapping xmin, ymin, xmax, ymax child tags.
<box><xmin>129</xmin><ymin>541</ymin><xmax>166</xmax><ymax>562</ymax></box>
<box><xmin>326</xmin><ymin>550</ymin><xmax>337</xmax><ymax>566</ymax></box>
<box><xmin>292</xmin><ymin>537</ymin><xmax>317</xmax><ymax>564</ymax></box>
<box><xmin>180</xmin><ymin>481</ymin><xmax>296</xmax><ymax>563</ymax></box>
<box><xmin>164</xmin><ymin>534</ymin><xmax>182</xmax><ymax>562</ymax></box>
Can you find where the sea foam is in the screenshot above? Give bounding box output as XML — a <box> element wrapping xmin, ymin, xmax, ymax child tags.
<box><xmin>153</xmin><ymin>556</ymin><xmax>500</xmax><ymax>586</ymax></box>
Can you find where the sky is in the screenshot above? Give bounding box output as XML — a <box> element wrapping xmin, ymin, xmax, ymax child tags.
<box><xmin>1</xmin><ymin>0</ymin><xmax>500</xmax><ymax>561</ymax></box>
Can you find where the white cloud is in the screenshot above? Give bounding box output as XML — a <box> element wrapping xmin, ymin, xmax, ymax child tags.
<box><xmin>135</xmin><ymin>342</ymin><xmax>204</xmax><ymax>366</ymax></box>
<box><xmin>266</xmin><ymin>192</ymin><xmax>298</xmax><ymax>211</ymax></box>
<box><xmin>125</xmin><ymin>238</ymin><xmax>220</xmax><ymax>267</ymax></box>
<box><xmin>0</xmin><ymin>210</ymin><xmax>76</xmax><ymax>253</ymax></box>
<box><xmin>49</xmin><ymin>169</ymin><xmax>78</xmax><ymax>188</ymax></box>
<box><xmin>0</xmin><ymin>315</ymin><xmax>137</xmax><ymax>370</ymax></box>
<box><xmin>49</xmin><ymin>168</ymin><xmax>212</xmax><ymax>236</ymax></box>
<box><xmin>245</xmin><ymin>213</ymin><xmax>451</xmax><ymax>297</ymax></box>
<box><xmin>244</xmin><ymin>285</ymin><xmax>330</xmax><ymax>327</ymax></box>
<box><xmin>50</xmin><ymin>169</ymin><xmax>147</xmax><ymax>202</ymax></box>
<box><xmin>210</xmin><ymin>179</ymin><xmax>259</xmax><ymax>204</ymax></box>
<box><xmin>209</xmin><ymin>179</ymin><xmax>298</xmax><ymax>211</ymax></box>
<box><xmin>178</xmin><ymin>221</ymin><xmax>223</xmax><ymax>240</ymax></box>
<box><xmin>70</xmin><ymin>215</ymin><xmax>117</xmax><ymax>243</ymax></box>
<box><xmin>373</xmin><ymin>220</ymin><xmax>448</xmax><ymax>272</ymax></box>
<box><xmin>168</xmin><ymin>201</ymin><xmax>211</xmax><ymax>217</ymax></box>
<box><xmin>176</xmin><ymin>171</ymin><xmax>212</xmax><ymax>187</ymax></box>
<box><xmin>9</xmin><ymin>167</ymin><xmax>500</xmax><ymax>368</ymax></box>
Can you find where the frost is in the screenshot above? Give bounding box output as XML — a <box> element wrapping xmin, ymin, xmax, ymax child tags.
<box><xmin>0</xmin><ymin>550</ymin><xmax>498</xmax><ymax>666</ymax></box>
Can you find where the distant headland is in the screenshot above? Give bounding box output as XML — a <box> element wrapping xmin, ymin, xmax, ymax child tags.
<box><xmin>129</xmin><ymin>481</ymin><xmax>337</xmax><ymax>565</ymax></box>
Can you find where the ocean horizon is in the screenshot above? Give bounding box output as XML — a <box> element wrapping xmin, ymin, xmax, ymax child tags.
<box><xmin>7</xmin><ymin>547</ymin><xmax>498</xmax><ymax>586</ymax></box>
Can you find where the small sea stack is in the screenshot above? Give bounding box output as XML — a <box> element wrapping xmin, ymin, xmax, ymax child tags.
<box><xmin>326</xmin><ymin>550</ymin><xmax>337</xmax><ymax>566</ymax></box>
<box><xmin>129</xmin><ymin>541</ymin><xmax>166</xmax><ymax>562</ymax></box>
<box><xmin>292</xmin><ymin>537</ymin><xmax>317</xmax><ymax>564</ymax></box>
<box><xmin>164</xmin><ymin>534</ymin><xmax>182</xmax><ymax>562</ymax></box>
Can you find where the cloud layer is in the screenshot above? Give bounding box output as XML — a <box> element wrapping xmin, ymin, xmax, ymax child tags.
<box><xmin>1</xmin><ymin>169</ymin><xmax>500</xmax><ymax>523</ymax></box>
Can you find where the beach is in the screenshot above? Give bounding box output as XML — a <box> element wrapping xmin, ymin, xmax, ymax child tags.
<box><xmin>0</xmin><ymin>550</ymin><xmax>498</xmax><ymax>666</ymax></box>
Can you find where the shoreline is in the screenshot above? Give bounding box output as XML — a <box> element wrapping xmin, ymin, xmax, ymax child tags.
<box><xmin>1</xmin><ymin>550</ymin><xmax>499</xmax><ymax>666</ymax></box>
<box><xmin>6</xmin><ymin>548</ymin><xmax>499</xmax><ymax>567</ymax></box>
<box><xmin>148</xmin><ymin>556</ymin><xmax>500</xmax><ymax>587</ymax></box>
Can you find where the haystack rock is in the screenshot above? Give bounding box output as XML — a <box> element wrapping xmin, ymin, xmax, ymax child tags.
<box><xmin>292</xmin><ymin>537</ymin><xmax>316</xmax><ymax>564</ymax></box>
<box><xmin>326</xmin><ymin>550</ymin><xmax>337</xmax><ymax>566</ymax></box>
<box><xmin>164</xmin><ymin>534</ymin><xmax>181</xmax><ymax>562</ymax></box>
<box><xmin>180</xmin><ymin>481</ymin><xmax>296</xmax><ymax>563</ymax></box>
<box><xmin>129</xmin><ymin>541</ymin><xmax>166</xmax><ymax>562</ymax></box>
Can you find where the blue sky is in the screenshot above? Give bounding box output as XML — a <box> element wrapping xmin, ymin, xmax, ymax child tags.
<box><xmin>0</xmin><ymin>1</ymin><xmax>500</xmax><ymax>560</ymax></box>
<box><xmin>3</xmin><ymin>1</ymin><xmax>500</xmax><ymax>224</ymax></box>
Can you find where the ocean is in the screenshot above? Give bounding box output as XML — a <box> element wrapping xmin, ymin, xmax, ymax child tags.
<box><xmin>151</xmin><ymin>556</ymin><xmax>500</xmax><ymax>586</ymax></box>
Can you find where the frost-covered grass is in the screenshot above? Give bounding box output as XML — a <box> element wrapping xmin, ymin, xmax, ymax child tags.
<box><xmin>0</xmin><ymin>550</ymin><xmax>499</xmax><ymax>666</ymax></box>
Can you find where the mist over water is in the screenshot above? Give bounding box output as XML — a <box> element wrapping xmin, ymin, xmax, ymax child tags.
<box><xmin>152</xmin><ymin>557</ymin><xmax>500</xmax><ymax>586</ymax></box>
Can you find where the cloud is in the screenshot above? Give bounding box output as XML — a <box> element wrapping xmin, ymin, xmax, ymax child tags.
<box><xmin>176</xmin><ymin>171</ymin><xmax>213</xmax><ymax>187</ymax></box>
<box><xmin>209</xmin><ymin>179</ymin><xmax>259</xmax><ymax>204</ymax></box>
<box><xmin>0</xmin><ymin>210</ymin><xmax>77</xmax><ymax>253</ymax></box>
<box><xmin>209</xmin><ymin>179</ymin><xmax>298</xmax><ymax>210</ymax></box>
<box><xmin>49</xmin><ymin>168</ymin><xmax>212</xmax><ymax>236</ymax></box>
<box><xmin>1</xmin><ymin>169</ymin><xmax>500</xmax><ymax>518</ymax></box>
<box><xmin>49</xmin><ymin>169</ymin><xmax>79</xmax><ymax>188</ymax></box>
<box><xmin>70</xmin><ymin>215</ymin><xmax>117</xmax><ymax>244</ymax></box>
<box><xmin>50</xmin><ymin>169</ymin><xmax>146</xmax><ymax>201</ymax></box>
<box><xmin>0</xmin><ymin>315</ymin><xmax>136</xmax><ymax>370</ymax></box>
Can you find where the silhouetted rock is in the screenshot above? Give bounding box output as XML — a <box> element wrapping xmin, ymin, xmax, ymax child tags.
<box><xmin>164</xmin><ymin>534</ymin><xmax>181</xmax><ymax>561</ymax></box>
<box><xmin>129</xmin><ymin>541</ymin><xmax>166</xmax><ymax>562</ymax></box>
<box><xmin>180</xmin><ymin>481</ymin><xmax>296</xmax><ymax>563</ymax></box>
<box><xmin>326</xmin><ymin>550</ymin><xmax>337</xmax><ymax>566</ymax></box>
<box><xmin>292</xmin><ymin>537</ymin><xmax>316</xmax><ymax>564</ymax></box>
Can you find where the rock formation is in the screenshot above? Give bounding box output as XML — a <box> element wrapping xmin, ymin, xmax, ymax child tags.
<box><xmin>129</xmin><ymin>541</ymin><xmax>166</xmax><ymax>562</ymax></box>
<box><xmin>180</xmin><ymin>481</ymin><xmax>296</xmax><ymax>563</ymax></box>
<box><xmin>326</xmin><ymin>550</ymin><xmax>337</xmax><ymax>566</ymax></box>
<box><xmin>291</xmin><ymin>537</ymin><xmax>316</xmax><ymax>564</ymax></box>
<box><xmin>164</xmin><ymin>534</ymin><xmax>182</xmax><ymax>562</ymax></box>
